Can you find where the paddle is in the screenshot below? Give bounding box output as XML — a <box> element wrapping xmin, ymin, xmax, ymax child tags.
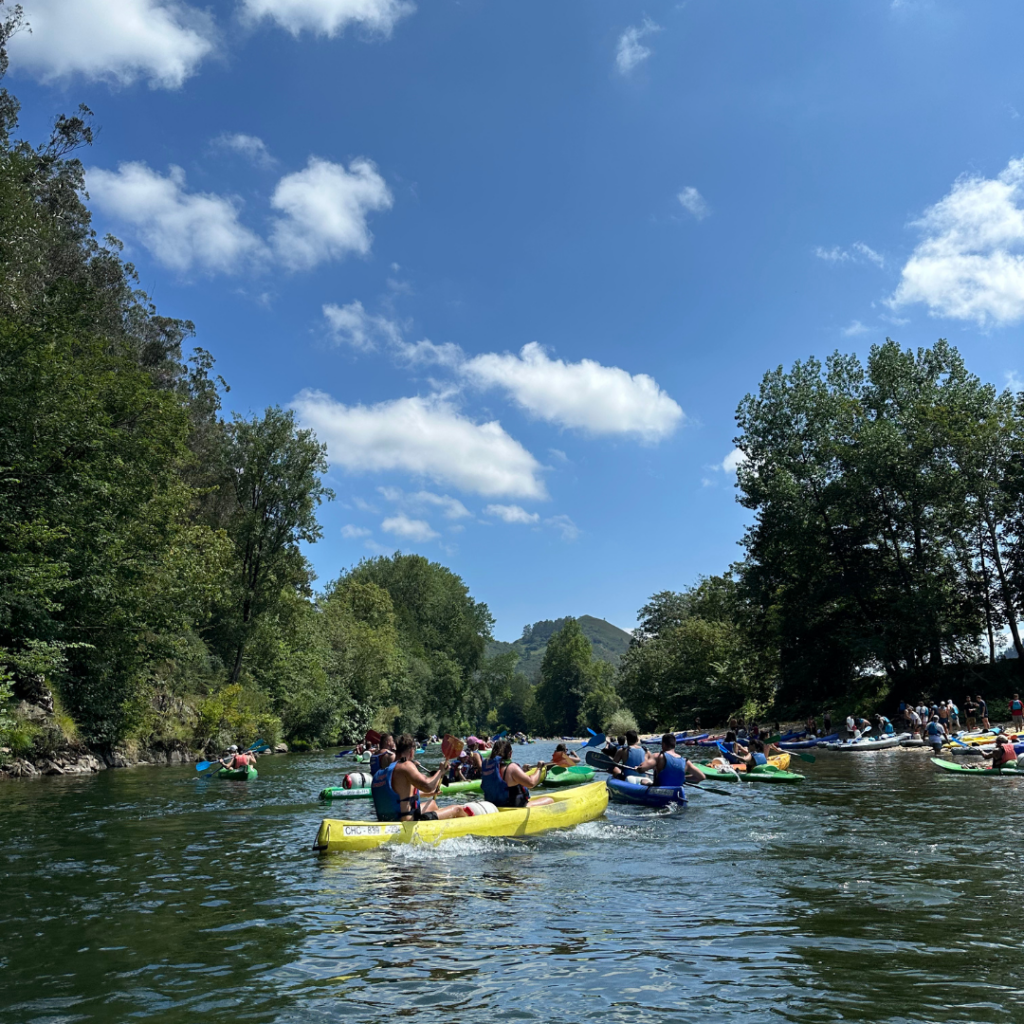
<box><xmin>364</xmin><ymin>728</ymin><xmax>382</xmax><ymax>747</ymax></box>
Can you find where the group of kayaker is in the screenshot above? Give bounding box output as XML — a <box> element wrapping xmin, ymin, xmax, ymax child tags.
<box><xmin>606</xmin><ymin>730</ymin><xmax>707</xmax><ymax>787</ymax></box>
<box><xmin>368</xmin><ymin>735</ymin><xmax>557</xmax><ymax>823</ymax></box>
<box><xmin>897</xmin><ymin>697</ymin><xmax>995</xmax><ymax>737</ymax></box>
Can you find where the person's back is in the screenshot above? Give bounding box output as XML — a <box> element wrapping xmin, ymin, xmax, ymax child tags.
<box><xmin>993</xmin><ymin>738</ymin><xmax>1017</xmax><ymax>767</ymax></box>
<box><xmin>618</xmin><ymin>730</ymin><xmax>646</xmax><ymax>769</ymax></box>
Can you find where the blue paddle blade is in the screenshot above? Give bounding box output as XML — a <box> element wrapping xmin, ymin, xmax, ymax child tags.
<box><xmin>195</xmin><ymin>759</ymin><xmax>216</xmax><ymax>772</ymax></box>
<box><xmin>587</xmin><ymin>727</ymin><xmax>597</xmax><ymax>736</ymax></box>
<box><xmin>586</xmin><ymin>732</ymin><xmax>606</xmax><ymax>748</ymax></box>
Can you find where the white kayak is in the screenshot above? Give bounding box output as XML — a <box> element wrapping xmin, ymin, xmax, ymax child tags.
<box><xmin>825</xmin><ymin>732</ymin><xmax>910</xmax><ymax>751</ymax></box>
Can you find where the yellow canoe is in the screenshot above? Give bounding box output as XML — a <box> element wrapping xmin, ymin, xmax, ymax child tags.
<box><xmin>314</xmin><ymin>779</ymin><xmax>609</xmax><ymax>853</ymax></box>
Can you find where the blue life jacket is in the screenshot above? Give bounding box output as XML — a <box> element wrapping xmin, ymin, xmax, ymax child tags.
<box><xmin>624</xmin><ymin>745</ymin><xmax>645</xmax><ymax>769</ymax></box>
<box><xmin>752</xmin><ymin>752</ymin><xmax>768</xmax><ymax>766</ymax></box>
<box><xmin>1013</xmin><ymin>701</ymin><xmax>1023</xmax><ymax>714</ymax></box>
<box><xmin>655</xmin><ymin>750</ymin><xmax>686</xmax><ymax>787</ymax></box>
<box><xmin>926</xmin><ymin>721</ymin><xmax>944</xmax><ymax>739</ymax></box>
<box><xmin>883</xmin><ymin>722</ymin><xmax>894</xmax><ymax>735</ymax></box>
<box><xmin>481</xmin><ymin>757</ymin><xmax>528</xmax><ymax>807</ymax></box>
<box><xmin>369</xmin><ymin>752</ymin><xmax>380</xmax><ymax>775</ymax></box>
<box><xmin>371</xmin><ymin>762</ymin><xmax>418</xmax><ymax>822</ymax></box>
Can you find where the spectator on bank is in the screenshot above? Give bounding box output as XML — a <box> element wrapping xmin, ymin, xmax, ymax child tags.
<box><xmin>1011</xmin><ymin>695</ymin><xmax>1024</xmax><ymax>734</ymax></box>
<box><xmin>964</xmin><ymin>696</ymin><xmax>978</xmax><ymax>731</ymax></box>
<box><xmin>977</xmin><ymin>695</ymin><xmax>990</xmax><ymax>730</ymax></box>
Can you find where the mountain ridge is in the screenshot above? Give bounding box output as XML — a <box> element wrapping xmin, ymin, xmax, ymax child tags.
<box><xmin>487</xmin><ymin>614</ymin><xmax>632</xmax><ymax>680</ymax></box>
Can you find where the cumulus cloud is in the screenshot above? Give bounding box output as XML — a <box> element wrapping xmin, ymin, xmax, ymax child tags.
<box><xmin>546</xmin><ymin>514</ymin><xmax>580</xmax><ymax>542</ymax></box>
<box><xmin>323</xmin><ymin>301</ymin><xmax>401</xmax><ymax>351</ymax></box>
<box><xmin>460</xmin><ymin>342</ymin><xmax>683</xmax><ymax>441</ymax></box>
<box><xmin>677</xmin><ymin>186</ymin><xmax>709</xmax><ymax>220</ymax></box>
<box><xmin>616</xmin><ymin>18</ymin><xmax>660</xmax><ymax>75</ymax></box>
<box><xmin>722</xmin><ymin>448</ymin><xmax>747</xmax><ymax>473</ymax></box>
<box><xmin>380</xmin><ymin>487</ymin><xmax>471</xmax><ymax>519</ymax></box>
<box><xmin>213</xmin><ymin>132</ymin><xmax>275</xmax><ymax>168</ymax></box>
<box><xmin>11</xmin><ymin>0</ymin><xmax>214</xmax><ymax>88</ymax></box>
<box><xmin>270</xmin><ymin>157</ymin><xmax>393</xmax><ymax>270</ymax></box>
<box><xmin>341</xmin><ymin>524</ymin><xmax>372</xmax><ymax>539</ymax></box>
<box><xmin>241</xmin><ymin>0</ymin><xmax>414</xmax><ymax>37</ymax></box>
<box><xmin>87</xmin><ymin>163</ymin><xmax>266</xmax><ymax>274</ymax></box>
<box><xmin>291</xmin><ymin>390</ymin><xmax>547</xmax><ymax>499</ymax></box>
<box><xmin>891</xmin><ymin>157</ymin><xmax>1024</xmax><ymax>325</ymax></box>
<box><xmin>394</xmin><ymin>338</ymin><xmax>464</xmax><ymax>367</ymax></box>
<box><xmin>485</xmin><ymin>504</ymin><xmax>540</xmax><ymax>524</ymax></box>
<box><xmin>381</xmin><ymin>514</ymin><xmax>438</xmax><ymax>542</ymax></box>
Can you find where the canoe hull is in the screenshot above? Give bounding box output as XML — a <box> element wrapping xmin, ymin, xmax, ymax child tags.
<box><xmin>315</xmin><ymin>780</ymin><xmax>609</xmax><ymax>852</ymax></box>
<box><xmin>217</xmin><ymin>766</ymin><xmax>257</xmax><ymax>780</ymax></box>
<box><xmin>542</xmin><ymin>765</ymin><xmax>595</xmax><ymax>786</ymax></box>
<box><xmin>607</xmin><ymin>777</ymin><xmax>686</xmax><ymax>807</ymax></box>
<box><xmin>931</xmin><ymin>757</ymin><xmax>1024</xmax><ymax>775</ymax></box>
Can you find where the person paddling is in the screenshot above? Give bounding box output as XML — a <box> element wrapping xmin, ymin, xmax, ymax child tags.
<box><xmin>551</xmin><ymin>742</ymin><xmax>580</xmax><ymax>765</ymax></box>
<box><xmin>369</xmin><ymin>733</ymin><xmax>396</xmax><ymax>776</ymax></box>
<box><xmin>480</xmin><ymin>739</ymin><xmax>553</xmax><ymax>807</ymax></box>
<box><xmin>371</xmin><ymin>733</ymin><xmax>467</xmax><ymax>823</ymax></box>
<box><xmin>636</xmin><ymin>733</ymin><xmax>705</xmax><ymax>786</ymax></box>
<box><xmin>988</xmin><ymin>734</ymin><xmax>1017</xmax><ymax>769</ymax></box>
<box><xmin>220</xmin><ymin>745</ymin><xmax>256</xmax><ymax>770</ymax></box>
<box><xmin>612</xmin><ymin>730</ymin><xmax>647</xmax><ymax>777</ymax></box>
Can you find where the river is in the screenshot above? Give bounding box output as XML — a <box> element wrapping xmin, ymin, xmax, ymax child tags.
<box><xmin>1</xmin><ymin>741</ymin><xmax>1021</xmax><ymax>1023</ymax></box>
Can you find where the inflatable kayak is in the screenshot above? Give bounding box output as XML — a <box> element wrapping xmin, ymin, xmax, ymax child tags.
<box><xmin>607</xmin><ymin>777</ymin><xmax>686</xmax><ymax>807</ymax></box>
<box><xmin>314</xmin><ymin>780</ymin><xmax>610</xmax><ymax>853</ymax></box>
<box><xmin>217</xmin><ymin>766</ymin><xmax>257</xmax><ymax>780</ymax></box>
<box><xmin>825</xmin><ymin>733</ymin><xmax>909</xmax><ymax>751</ymax></box>
<box><xmin>542</xmin><ymin>765</ymin><xmax>595</xmax><ymax>786</ymax></box>
<box><xmin>709</xmin><ymin>755</ymin><xmax>802</xmax><ymax>783</ymax></box>
<box><xmin>931</xmin><ymin>757</ymin><xmax>1024</xmax><ymax>775</ymax></box>
<box><xmin>781</xmin><ymin>733</ymin><xmax>837</xmax><ymax>749</ymax></box>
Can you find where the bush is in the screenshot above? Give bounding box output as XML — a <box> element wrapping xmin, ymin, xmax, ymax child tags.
<box><xmin>604</xmin><ymin>709</ymin><xmax>638</xmax><ymax>736</ymax></box>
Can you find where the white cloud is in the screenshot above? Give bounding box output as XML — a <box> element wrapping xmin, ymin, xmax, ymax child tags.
<box><xmin>722</xmin><ymin>448</ymin><xmax>747</xmax><ymax>473</ymax></box>
<box><xmin>394</xmin><ymin>338</ymin><xmax>464</xmax><ymax>367</ymax></box>
<box><xmin>241</xmin><ymin>0</ymin><xmax>414</xmax><ymax>37</ymax></box>
<box><xmin>341</xmin><ymin>524</ymin><xmax>372</xmax><ymax>539</ymax></box>
<box><xmin>323</xmin><ymin>300</ymin><xmax>401</xmax><ymax>351</ymax></box>
<box><xmin>270</xmin><ymin>157</ymin><xmax>393</xmax><ymax>270</ymax></box>
<box><xmin>485</xmin><ymin>504</ymin><xmax>540</xmax><ymax>524</ymax></box>
<box><xmin>380</xmin><ymin>487</ymin><xmax>471</xmax><ymax>519</ymax></box>
<box><xmin>291</xmin><ymin>390</ymin><xmax>547</xmax><ymax>499</ymax></box>
<box><xmin>842</xmin><ymin>319</ymin><xmax>871</xmax><ymax>336</ymax></box>
<box><xmin>213</xmin><ymin>132</ymin><xmax>275</xmax><ymax>168</ymax></box>
<box><xmin>351</xmin><ymin>496</ymin><xmax>379</xmax><ymax>513</ymax></box>
<box><xmin>891</xmin><ymin>157</ymin><xmax>1024</xmax><ymax>325</ymax></box>
<box><xmin>1006</xmin><ymin>370</ymin><xmax>1024</xmax><ymax>392</ymax></box>
<box><xmin>616</xmin><ymin>18</ymin><xmax>660</xmax><ymax>75</ymax></box>
<box><xmin>461</xmin><ymin>342</ymin><xmax>683</xmax><ymax>441</ymax></box>
<box><xmin>87</xmin><ymin>162</ymin><xmax>266</xmax><ymax>274</ymax></box>
<box><xmin>677</xmin><ymin>186</ymin><xmax>710</xmax><ymax>220</ymax></box>
<box><xmin>546</xmin><ymin>514</ymin><xmax>580</xmax><ymax>542</ymax></box>
<box><xmin>11</xmin><ymin>0</ymin><xmax>214</xmax><ymax>88</ymax></box>
<box><xmin>852</xmin><ymin>241</ymin><xmax>885</xmax><ymax>267</ymax></box>
<box><xmin>815</xmin><ymin>246</ymin><xmax>851</xmax><ymax>263</ymax></box>
<box><xmin>381</xmin><ymin>513</ymin><xmax>438</xmax><ymax>542</ymax></box>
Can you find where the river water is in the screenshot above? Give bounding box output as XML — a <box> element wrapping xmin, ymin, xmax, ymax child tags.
<box><xmin>1</xmin><ymin>741</ymin><xmax>1021</xmax><ymax>1024</ymax></box>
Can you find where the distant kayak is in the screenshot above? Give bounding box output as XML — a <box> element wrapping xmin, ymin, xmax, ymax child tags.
<box><xmin>217</xmin><ymin>766</ymin><xmax>257</xmax><ymax>780</ymax></box>
<box><xmin>824</xmin><ymin>734</ymin><xmax>909</xmax><ymax>751</ymax></box>
<box><xmin>931</xmin><ymin>757</ymin><xmax>1024</xmax><ymax>776</ymax></box>
<box><xmin>314</xmin><ymin>780</ymin><xmax>609</xmax><ymax>852</ymax></box>
<box><xmin>781</xmin><ymin>733</ymin><xmax>837</xmax><ymax>749</ymax></box>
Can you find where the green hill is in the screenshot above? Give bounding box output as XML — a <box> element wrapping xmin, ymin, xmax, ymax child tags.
<box><xmin>487</xmin><ymin>615</ymin><xmax>632</xmax><ymax>680</ymax></box>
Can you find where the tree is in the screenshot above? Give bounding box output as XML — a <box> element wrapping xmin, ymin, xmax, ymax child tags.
<box><xmin>213</xmin><ymin>407</ymin><xmax>332</xmax><ymax>683</ymax></box>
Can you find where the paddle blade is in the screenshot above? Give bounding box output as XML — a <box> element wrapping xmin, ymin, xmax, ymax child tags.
<box><xmin>364</xmin><ymin>729</ymin><xmax>381</xmax><ymax>747</ymax></box>
<box><xmin>195</xmin><ymin>760</ymin><xmax>215</xmax><ymax>772</ymax></box>
<box><xmin>586</xmin><ymin>732</ymin><xmax>606</xmax><ymax>748</ymax></box>
<box><xmin>441</xmin><ymin>734</ymin><xmax>464</xmax><ymax>760</ymax></box>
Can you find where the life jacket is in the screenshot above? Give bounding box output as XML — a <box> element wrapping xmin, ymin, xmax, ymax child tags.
<box><xmin>624</xmin><ymin>744</ymin><xmax>645</xmax><ymax>769</ymax></box>
<box><xmin>751</xmin><ymin>752</ymin><xmax>768</xmax><ymax>766</ymax></box>
<box><xmin>926</xmin><ymin>721</ymin><xmax>944</xmax><ymax>739</ymax></box>
<box><xmin>231</xmin><ymin>754</ymin><xmax>249</xmax><ymax>769</ymax></box>
<box><xmin>1012</xmin><ymin>700</ymin><xmax>1023</xmax><ymax>714</ymax></box>
<box><xmin>655</xmin><ymin>751</ymin><xmax>686</xmax><ymax>787</ymax></box>
<box><xmin>995</xmin><ymin>742</ymin><xmax>1017</xmax><ymax>766</ymax></box>
<box><xmin>371</xmin><ymin>762</ymin><xmax>419</xmax><ymax>822</ymax></box>
<box><xmin>481</xmin><ymin>756</ymin><xmax>528</xmax><ymax>807</ymax></box>
<box><xmin>369</xmin><ymin>752</ymin><xmax>380</xmax><ymax>775</ymax></box>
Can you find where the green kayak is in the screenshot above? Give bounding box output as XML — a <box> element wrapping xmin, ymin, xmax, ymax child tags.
<box><xmin>542</xmin><ymin>765</ymin><xmax>595</xmax><ymax>786</ymax></box>
<box><xmin>694</xmin><ymin>763</ymin><xmax>741</xmax><ymax>782</ymax></box>
<box><xmin>440</xmin><ymin>779</ymin><xmax>482</xmax><ymax>795</ymax></box>
<box><xmin>741</xmin><ymin>764</ymin><xmax>804</xmax><ymax>784</ymax></box>
<box><xmin>217</xmin><ymin>766</ymin><xmax>257</xmax><ymax>780</ymax></box>
<box><xmin>931</xmin><ymin>757</ymin><xmax>1024</xmax><ymax>775</ymax></box>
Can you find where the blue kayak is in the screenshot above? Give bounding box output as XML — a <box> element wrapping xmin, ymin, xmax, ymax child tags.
<box><xmin>607</xmin><ymin>777</ymin><xmax>687</xmax><ymax>807</ymax></box>
<box><xmin>781</xmin><ymin>733</ymin><xmax>838</xmax><ymax>749</ymax></box>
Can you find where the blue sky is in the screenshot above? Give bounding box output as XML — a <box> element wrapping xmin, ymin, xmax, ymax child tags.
<box><xmin>10</xmin><ymin>0</ymin><xmax>1024</xmax><ymax>639</ymax></box>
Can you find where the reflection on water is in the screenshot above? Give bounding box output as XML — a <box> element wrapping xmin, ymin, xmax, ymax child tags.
<box><xmin>2</xmin><ymin>743</ymin><xmax>1024</xmax><ymax>1023</ymax></box>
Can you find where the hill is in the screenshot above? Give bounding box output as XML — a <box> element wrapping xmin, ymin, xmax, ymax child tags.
<box><xmin>487</xmin><ymin>615</ymin><xmax>632</xmax><ymax>680</ymax></box>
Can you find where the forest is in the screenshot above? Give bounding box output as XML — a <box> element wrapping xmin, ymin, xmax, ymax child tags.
<box><xmin>2</xmin><ymin>7</ymin><xmax>1024</xmax><ymax>765</ymax></box>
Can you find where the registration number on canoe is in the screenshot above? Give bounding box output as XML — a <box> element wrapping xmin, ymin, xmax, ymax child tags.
<box><xmin>342</xmin><ymin>824</ymin><xmax>402</xmax><ymax>836</ymax></box>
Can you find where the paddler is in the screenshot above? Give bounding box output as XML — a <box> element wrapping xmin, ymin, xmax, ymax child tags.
<box><xmin>635</xmin><ymin>733</ymin><xmax>705</xmax><ymax>786</ymax></box>
<box><xmin>220</xmin><ymin>745</ymin><xmax>257</xmax><ymax>770</ymax></box>
<box><xmin>551</xmin><ymin>742</ymin><xmax>580</xmax><ymax>765</ymax></box>
<box><xmin>987</xmin><ymin>734</ymin><xmax>1017</xmax><ymax>769</ymax></box>
<box><xmin>369</xmin><ymin>733</ymin><xmax>396</xmax><ymax>776</ymax></box>
<box><xmin>370</xmin><ymin>734</ymin><xmax>467</xmax><ymax>822</ymax></box>
<box><xmin>612</xmin><ymin>729</ymin><xmax>647</xmax><ymax>777</ymax></box>
<box><xmin>480</xmin><ymin>739</ymin><xmax>553</xmax><ymax>807</ymax></box>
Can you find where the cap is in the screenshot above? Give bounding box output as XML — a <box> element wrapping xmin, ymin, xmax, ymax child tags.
<box><xmin>229</xmin><ymin>745</ymin><xmax>238</xmax><ymax>752</ymax></box>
